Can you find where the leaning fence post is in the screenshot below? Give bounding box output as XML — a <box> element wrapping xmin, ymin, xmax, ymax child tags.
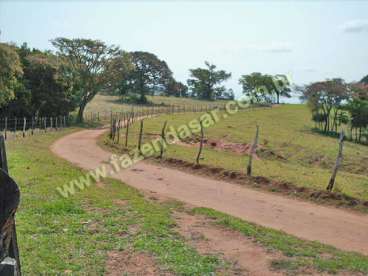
<box><xmin>160</xmin><ymin>121</ymin><xmax>168</xmax><ymax>159</ymax></box>
<box><xmin>326</xmin><ymin>131</ymin><xmax>345</xmax><ymax>192</ymax></box>
<box><xmin>247</xmin><ymin>125</ymin><xmax>259</xmax><ymax>176</ymax></box>
<box><xmin>196</xmin><ymin>120</ymin><xmax>204</xmax><ymax>165</ymax></box>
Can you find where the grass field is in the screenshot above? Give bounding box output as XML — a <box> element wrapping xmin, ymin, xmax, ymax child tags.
<box><xmin>84</xmin><ymin>94</ymin><xmax>229</xmax><ymax>120</ymax></box>
<box><xmin>7</xmin><ymin>130</ymin><xmax>220</xmax><ymax>274</ymax></box>
<box><xmin>6</xmin><ymin>115</ymin><xmax>368</xmax><ymax>274</ymax></box>
<box><xmin>107</xmin><ymin>104</ymin><xmax>368</xmax><ymax>201</ymax></box>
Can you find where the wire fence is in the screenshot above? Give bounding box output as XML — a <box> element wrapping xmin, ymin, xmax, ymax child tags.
<box><xmin>0</xmin><ymin>116</ymin><xmax>70</xmax><ymax>140</ymax></box>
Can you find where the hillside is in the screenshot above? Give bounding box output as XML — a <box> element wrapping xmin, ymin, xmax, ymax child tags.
<box><xmin>105</xmin><ymin>104</ymin><xmax>368</xmax><ymax>201</ymax></box>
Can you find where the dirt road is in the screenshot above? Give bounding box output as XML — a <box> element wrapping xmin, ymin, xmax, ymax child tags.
<box><xmin>51</xmin><ymin>128</ymin><xmax>368</xmax><ymax>255</ymax></box>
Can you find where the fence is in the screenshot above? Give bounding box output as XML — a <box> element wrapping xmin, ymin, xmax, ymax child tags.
<box><xmin>83</xmin><ymin>103</ymin><xmax>230</xmax><ymax>123</ymax></box>
<box><xmin>0</xmin><ymin>116</ymin><xmax>70</xmax><ymax>140</ymax></box>
<box><xmin>107</xmin><ymin>103</ymin><xmax>231</xmax><ymax>142</ymax></box>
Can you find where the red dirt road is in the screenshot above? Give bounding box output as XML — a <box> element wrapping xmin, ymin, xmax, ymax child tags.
<box><xmin>51</xmin><ymin>128</ymin><xmax>368</xmax><ymax>255</ymax></box>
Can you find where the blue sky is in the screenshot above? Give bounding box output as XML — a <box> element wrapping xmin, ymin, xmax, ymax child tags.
<box><xmin>1</xmin><ymin>1</ymin><xmax>367</xmax><ymax>99</ymax></box>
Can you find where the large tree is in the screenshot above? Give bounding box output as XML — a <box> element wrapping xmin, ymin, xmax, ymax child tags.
<box><xmin>187</xmin><ymin>62</ymin><xmax>231</xmax><ymax>100</ymax></box>
<box><xmin>0</xmin><ymin>43</ymin><xmax>23</xmax><ymax>107</ymax></box>
<box><xmin>114</xmin><ymin>51</ymin><xmax>173</xmax><ymax>103</ymax></box>
<box><xmin>51</xmin><ymin>38</ymin><xmax>120</xmax><ymax>122</ymax></box>
<box><xmin>24</xmin><ymin>53</ymin><xmax>76</xmax><ymax>116</ymax></box>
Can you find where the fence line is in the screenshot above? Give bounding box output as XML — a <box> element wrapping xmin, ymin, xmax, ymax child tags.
<box><xmin>0</xmin><ymin>116</ymin><xmax>70</xmax><ymax>140</ymax></box>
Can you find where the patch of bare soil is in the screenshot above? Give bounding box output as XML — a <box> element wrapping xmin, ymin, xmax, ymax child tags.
<box><xmin>174</xmin><ymin>212</ymin><xmax>284</xmax><ymax>276</ymax></box>
<box><xmin>105</xmin><ymin>250</ymin><xmax>173</xmax><ymax>276</ymax></box>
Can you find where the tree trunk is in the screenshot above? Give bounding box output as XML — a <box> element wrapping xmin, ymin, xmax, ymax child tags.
<box><xmin>77</xmin><ymin>101</ymin><xmax>87</xmax><ymax>123</ymax></box>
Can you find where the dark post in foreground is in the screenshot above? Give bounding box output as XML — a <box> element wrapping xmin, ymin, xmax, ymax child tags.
<box><xmin>196</xmin><ymin>120</ymin><xmax>204</xmax><ymax>165</ymax></box>
<box><xmin>326</xmin><ymin>131</ymin><xmax>345</xmax><ymax>192</ymax></box>
<box><xmin>0</xmin><ymin>135</ymin><xmax>21</xmax><ymax>275</ymax></box>
<box><xmin>247</xmin><ymin>125</ymin><xmax>259</xmax><ymax>176</ymax></box>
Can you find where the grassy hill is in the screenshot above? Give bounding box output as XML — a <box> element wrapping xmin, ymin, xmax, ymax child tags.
<box><xmin>106</xmin><ymin>104</ymin><xmax>368</xmax><ymax>201</ymax></box>
<box><xmin>85</xmin><ymin>94</ymin><xmax>229</xmax><ymax>116</ymax></box>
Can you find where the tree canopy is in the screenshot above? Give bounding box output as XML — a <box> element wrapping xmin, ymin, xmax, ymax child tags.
<box><xmin>51</xmin><ymin>37</ymin><xmax>120</xmax><ymax>122</ymax></box>
<box><xmin>239</xmin><ymin>72</ymin><xmax>291</xmax><ymax>104</ymax></box>
<box><xmin>187</xmin><ymin>62</ymin><xmax>231</xmax><ymax>100</ymax></box>
<box><xmin>114</xmin><ymin>51</ymin><xmax>173</xmax><ymax>103</ymax></box>
<box><xmin>0</xmin><ymin>43</ymin><xmax>23</xmax><ymax>107</ymax></box>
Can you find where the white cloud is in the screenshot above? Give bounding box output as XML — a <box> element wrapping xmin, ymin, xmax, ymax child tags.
<box><xmin>340</xmin><ymin>19</ymin><xmax>368</xmax><ymax>33</ymax></box>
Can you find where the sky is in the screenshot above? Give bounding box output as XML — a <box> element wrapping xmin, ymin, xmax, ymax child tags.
<box><xmin>0</xmin><ymin>0</ymin><xmax>368</xmax><ymax>100</ymax></box>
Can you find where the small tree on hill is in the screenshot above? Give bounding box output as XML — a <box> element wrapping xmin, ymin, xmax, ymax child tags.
<box><xmin>187</xmin><ymin>62</ymin><xmax>231</xmax><ymax>100</ymax></box>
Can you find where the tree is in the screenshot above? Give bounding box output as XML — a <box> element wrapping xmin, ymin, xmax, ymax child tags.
<box><xmin>165</xmin><ymin>79</ymin><xmax>188</xmax><ymax>97</ymax></box>
<box><xmin>114</xmin><ymin>51</ymin><xmax>173</xmax><ymax>103</ymax></box>
<box><xmin>239</xmin><ymin>72</ymin><xmax>273</xmax><ymax>103</ymax></box>
<box><xmin>361</xmin><ymin>75</ymin><xmax>368</xmax><ymax>85</ymax></box>
<box><xmin>51</xmin><ymin>38</ymin><xmax>120</xmax><ymax>122</ymax></box>
<box><xmin>0</xmin><ymin>43</ymin><xmax>23</xmax><ymax>107</ymax></box>
<box><xmin>346</xmin><ymin>82</ymin><xmax>368</xmax><ymax>143</ymax></box>
<box><xmin>187</xmin><ymin>62</ymin><xmax>231</xmax><ymax>100</ymax></box>
<box><xmin>24</xmin><ymin>53</ymin><xmax>76</xmax><ymax>116</ymax></box>
<box><xmin>272</xmin><ymin>74</ymin><xmax>292</xmax><ymax>104</ymax></box>
<box><xmin>303</xmin><ymin>79</ymin><xmax>349</xmax><ymax>132</ymax></box>
<box><xmin>239</xmin><ymin>73</ymin><xmax>291</xmax><ymax>104</ymax></box>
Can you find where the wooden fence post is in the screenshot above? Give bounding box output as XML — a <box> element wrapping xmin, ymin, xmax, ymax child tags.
<box><xmin>138</xmin><ymin>120</ymin><xmax>144</xmax><ymax>155</ymax></box>
<box><xmin>326</xmin><ymin>131</ymin><xmax>345</xmax><ymax>192</ymax></box>
<box><xmin>196</xmin><ymin>120</ymin><xmax>204</xmax><ymax>165</ymax></box>
<box><xmin>125</xmin><ymin>116</ymin><xmax>130</xmax><ymax>147</ymax></box>
<box><xmin>31</xmin><ymin>117</ymin><xmax>34</xmax><ymax>135</ymax></box>
<box><xmin>160</xmin><ymin>121</ymin><xmax>167</xmax><ymax>159</ymax></box>
<box><xmin>22</xmin><ymin>118</ymin><xmax>26</xmax><ymax>138</ymax></box>
<box><xmin>4</xmin><ymin>117</ymin><xmax>7</xmax><ymax>140</ymax></box>
<box><xmin>116</xmin><ymin>119</ymin><xmax>121</xmax><ymax>144</ymax></box>
<box><xmin>14</xmin><ymin>117</ymin><xmax>17</xmax><ymax>136</ymax></box>
<box><xmin>247</xmin><ymin>125</ymin><xmax>259</xmax><ymax>176</ymax></box>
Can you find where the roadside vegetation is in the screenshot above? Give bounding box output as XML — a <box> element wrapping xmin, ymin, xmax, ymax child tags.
<box><xmin>8</xmin><ymin>130</ymin><xmax>220</xmax><ymax>274</ymax></box>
